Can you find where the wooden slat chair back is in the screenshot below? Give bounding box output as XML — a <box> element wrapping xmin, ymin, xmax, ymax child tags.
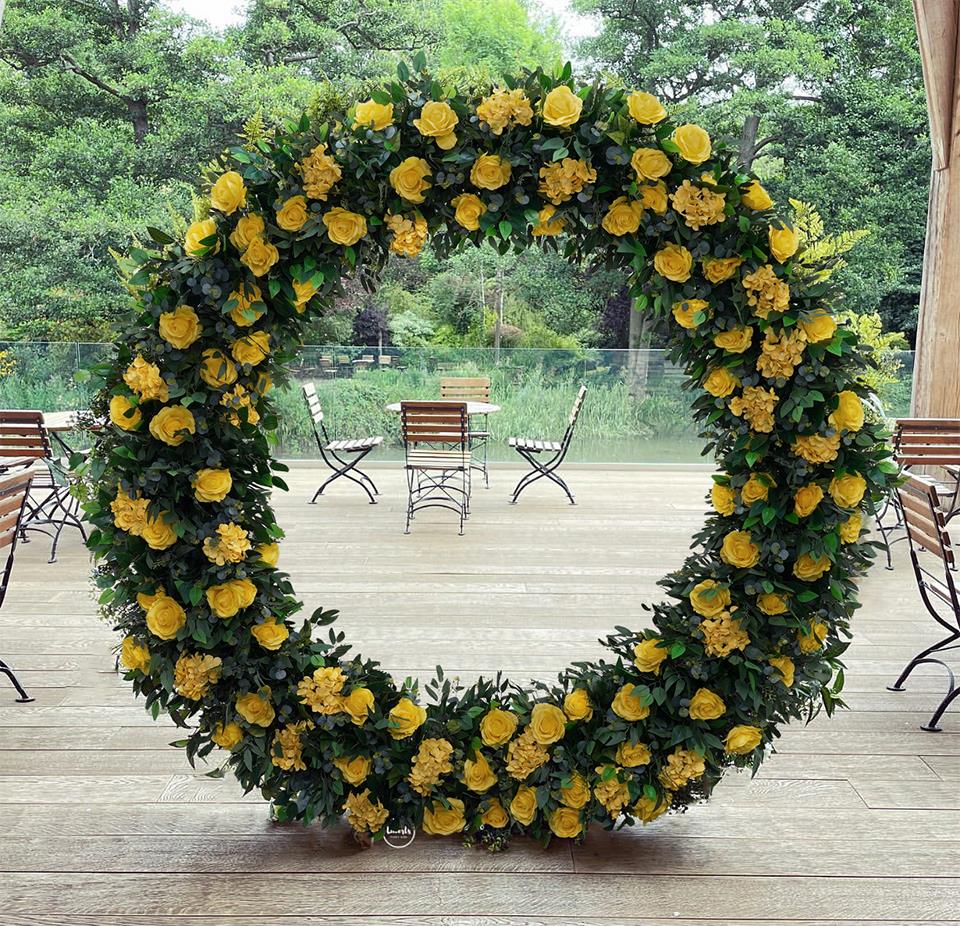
<box><xmin>300</xmin><ymin>383</ymin><xmax>382</xmax><ymax>505</ymax></box>
<box><xmin>568</xmin><ymin>383</ymin><xmax>588</xmax><ymax>429</ymax></box>
<box><xmin>893</xmin><ymin>418</ymin><xmax>960</xmax><ymax>467</ymax></box>
<box><xmin>440</xmin><ymin>377</ymin><xmax>491</xmax><ymax>402</ymax></box>
<box><xmin>401</xmin><ymin>402</ymin><xmax>469</xmax><ymax>447</ymax></box>
<box><xmin>888</xmin><ymin>473</ymin><xmax>960</xmax><ymax>731</ymax></box>
<box><xmin>0</xmin><ymin>410</ymin><xmax>51</xmax><ymax>473</ymax></box>
<box><xmin>400</xmin><ymin>402</ymin><xmax>471</xmax><ymax>535</ymax></box>
<box><xmin>0</xmin><ymin>470</ymin><xmax>36</xmax><ymax>701</ymax></box>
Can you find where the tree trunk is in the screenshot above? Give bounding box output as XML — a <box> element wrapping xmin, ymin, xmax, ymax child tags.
<box><xmin>127</xmin><ymin>98</ymin><xmax>150</xmax><ymax>145</ymax></box>
<box><xmin>739</xmin><ymin>114</ymin><xmax>760</xmax><ymax>169</ymax></box>
<box><xmin>493</xmin><ymin>266</ymin><xmax>503</xmax><ymax>361</ymax></box>
<box><xmin>626</xmin><ymin>300</ymin><xmax>650</xmax><ymax>399</ymax></box>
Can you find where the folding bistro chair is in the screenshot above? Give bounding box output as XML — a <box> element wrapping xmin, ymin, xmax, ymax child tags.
<box><xmin>0</xmin><ymin>410</ymin><xmax>86</xmax><ymax>562</ymax></box>
<box><xmin>302</xmin><ymin>384</ymin><xmax>382</xmax><ymax>505</ymax></box>
<box><xmin>440</xmin><ymin>377</ymin><xmax>491</xmax><ymax>488</ymax></box>
<box><xmin>401</xmin><ymin>401</ymin><xmax>471</xmax><ymax>535</ymax></box>
<box><xmin>508</xmin><ymin>385</ymin><xmax>587</xmax><ymax>505</ymax></box>
<box><xmin>0</xmin><ymin>470</ymin><xmax>36</xmax><ymax>702</ymax></box>
<box><xmin>875</xmin><ymin>418</ymin><xmax>960</xmax><ymax>568</ymax></box>
<box><xmin>887</xmin><ymin>474</ymin><xmax>960</xmax><ymax>731</ymax></box>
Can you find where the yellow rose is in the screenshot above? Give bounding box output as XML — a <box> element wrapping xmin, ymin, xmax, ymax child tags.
<box><xmin>634</xmin><ymin>638</ymin><xmax>668</xmax><ymax>674</ymax></box>
<box><xmin>529</xmin><ymin>702</ymin><xmax>567</xmax><ymax>745</ymax></box>
<box><xmin>470</xmin><ymin>153</ymin><xmax>512</xmax><ymax>191</ymax></box>
<box><xmin>560</xmin><ymin>771</ymin><xmax>591</xmax><ymax>808</ymax></box>
<box><xmin>829</xmin><ymin>390</ymin><xmax>864</xmax><ymax>432</ymax></box>
<box><xmin>240</xmin><ymin>236</ymin><xmax>279</xmax><ymax>276</ymax></box>
<box><xmin>689</xmin><ymin>580</ymin><xmax>731</xmax><ymax>618</ymax></box>
<box><xmin>463</xmin><ymin>751</ymin><xmax>497</xmax><ymax>792</ymax></box>
<box><xmin>703</xmin><ymin>367</ymin><xmax>739</xmax><ymax>398</ymax></box>
<box><xmin>480</xmin><ymin>707</ymin><xmax>518</xmax><ymax>746</ymax></box>
<box><xmin>634</xmin><ymin>792</ymin><xmax>672</xmax><ymax>823</ymax></box>
<box><xmin>388</xmin><ymin>696</ymin><xmax>427</xmax><ymax>740</ymax></box>
<box><xmin>601</xmin><ymin>196</ymin><xmax>643</xmax><ymax>236</ymax></box>
<box><xmin>631</xmin><ymin>146</ymin><xmax>672</xmax><ymax>181</ymax></box>
<box><xmin>799</xmin><ymin>308</ymin><xmax>837</xmax><ymax>343</ymax></box>
<box><xmin>276</xmin><ymin>195</ymin><xmax>310</xmax><ymax>232</ymax></box>
<box><xmin>229</xmin><ymin>213</ymin><xmax>265</xmax><ymax>252</ymax></box>
<box><xmin>354</xmin><ymin>99</ymin><xmax>393</xmax><ymax>130</ymax></box>
<box><xmin>531</xmin><ymin>203</ymin><xmax>566</xmax><ymax>236</ymax></box>
<box><xmin>769</xmin><ymin>655</ymin><xmax>795</xmax><ymax>687</ymax></box>
<box><xmin>210</xmin><ymin>171</ymin><xmax>246</xmax><ymax>214</ymax></box>
<box><xmin>757</xmin><ymin>593</ymin><xmax>789</xmax><ymax>615</ymax></box>
<box><xmin>342</xmin><ymin>686</ymin><xmax>375</xmax><ymax>726</ymax></box>
<box><xmin>542</xmin><ymin>85</ymin><xmax>582</xmax><ymax>127</ymax></box>
<box><xmin>563</xmin><ymin>688</ymin><xmax>593</xmax><ymax>721</ymax></box>
<box><xmin>720</xmin><ymin>530</ymin><xmax>760</xmax><ymax>569</ymax></box>
<box><xmin>711</xmin><ymin>482</ymin><xmax>735</xmax><ymax>516</ymax></box>
<box><xmin>725</xmin><ymin>724</ymin><xmax>762</xmax><ymax>755</ymax></box>
<box><xmin>741</xmin><ymin>180</ymin><xmax>773</xmax><ymax>210</ymax></box>
<box><xmin>617</xmin><ymin>741</ymin><xmax>652</xmax><ymax>767</ymax></box>
<box><xmin>793</xmin><ymin>552</ymin><xmax>831</xmax><ymax>581</ymax></box>
<box><xmin>389</xmin><ymin>157</ymin><xmax>432</xmax><ymax>203</ymax></box>
<box><xmin>323</xmin><ymin>207</ymin><xmax>367</xmax><ymax>246</ymax></box>
<box><xmin>481</xmin><ymin>799</ymin><xmax>509</xmax><ymax>828</ymax></box>
<box><xmin>713</xmin><ymin>325</ymin><xmax>752</xmax><ymax>353</ymax></box>
<box><xmin>205</xmin><ymin>578</ymin><xmax>257</xmax><ymax>618</ymax></box>
<box><xmin>794</xmin><ymin>483</ymin><xmax>824</xmax><ymax>518</ymax></box>
<box><xmin>413</xmin><ymin>100</ymin><xmax>459</xmax><ymax>149</ymax></box>
<box><xmin>549</xmin><ymin>806</ymin><xmax>583</xmax><ymax>838</ymax></box>
<box><xmin>627</xmin><ymin>90</ymin><xmax>666</xmax><ymax>124</ymax></box>
<box><xmin>211</xmin><ymin>722</ymin><xmax>243</xmax><ymax>750</ymax></box>
<box><xmin>200</xmin><ymin>349</ymin><xmax>238</xmax><ymax>388</ymax></box>
<box><xmin>251</xmin><ymin>616</ymin><xmax>289</xmax><ymax>651</ymax></box>
<box><xmin>231</xmin><ymin>331</ymin><xmax>271</xmax><ymax>367</ymax></box>
<box><xmin>451</xmin><ymin>193</ymin><xmax>486</xmax><ymax>231</ymax></box>
<box><xmin>141</xmin><ymin>512</ymin><xmax>177</xmax><ymax>550</ymax></box>
<box><xmin>235</xmin><ymin>689</ymin><xmax>275</xmax><ymax>727</ymax></box>
<box><xmin>145</xmin><ymin>594</ymin><xmax>186</xmax><ymax>640</ymax></box>
<box><xmin>768</xmin><ymin>223</ymin><xmax>800</xmax><ymax>263</ymax></box>
<box><xmin>184</xmin><ymin>218</ymin><xmax>219</xmax><ymax>258</ymax></box>
<box><xmin>612</xmin><ymin>683</ymin><xmax>650</xmax><ymax>721</ymax></box>
<box><xmin>120</xmin><ymin>636</ymin><xmax>150</xmax><ymax>673</ymax></box>
<box><xmin>509</xmin><ymin>785</ymin><xmax>538</xmax><ymax>824</ymax></box>
<box><xmin>672</xmin><ymin>298</ymin><xmax>709</xmax><ymax>331</ymax></box>
<box><xmin>798</xmin><ymin>620</ymin><xmax>829</xmax><ymax>653</ymax></box>
<box><xmin>422</xmin><ymin>798</ymin><xmax>466</xmax><ymax>836</ymax></box>
<box><xmin>136</xmin><ymin>585</ymin><xmax>165</xmax><ymax>610</ymax></box>
<box><xmin>158</xmin><ymin>304</ymin><xmax>201</xmax><ymax>349</ymax></box>
<box><xmin>689</xmin><ymin>687</ymin><xmax>726</xmax><ymax>720</ymax></box>
<box><xmin>109</xmin><ymin>394</ymin><xmax>142</xmax><ymax>431</ymax></box>
<box><xmin>672</xmin><ymin>124</ymin><xmax>712</xmax><ymax>164</ymax></box>
<box><xmin>741</xmin><ymin>473</ymin><xmax>774</xmax><ymax>505</ymax></box>
<box><xmin>654</xmin><ymin>243</ymin><xmax>693</xmax><ymax>282</ymax></box>
<box><xmin>334</xmin><ymin>754</ymin><xmax>372</xmax><ymax>785</ymax></box>
<box><xmin>192</xmin><ymin>468</ymin><xmax>232</xmax><ymax>503</ymax></box>
<box><xmin>256</xmin><ymin>542</ymin><xmax>280</xmax><ymax>566</ymax></box>
<box><xmin>148</xmin><ymin>405</ymin><xmax>195</xmax><ymax>447</ymax></box>
<box><xmin>640</xmin><ymin>180</ymin><xmax>668</xmax><ymax>213</ymax></box>
<box><xmin>703</xmin><ymin>256</ymin><xmax>745</xmax><ymax>284</ymax></box>
<box><xmin>839</xmin><ymin>511</ymin><xmax>863</xmax><ymax>544</ymax></box>
<box><xmin>829</xmin><ymin>472</ymin><xmax>866</xmax><ymax>509</ymax></box>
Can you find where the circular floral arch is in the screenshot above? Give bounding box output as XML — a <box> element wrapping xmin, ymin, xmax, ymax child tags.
<box><xmin>87</xmin><ymin>60</ymin><xmax>895</xmax><ymax>845</ymax></box>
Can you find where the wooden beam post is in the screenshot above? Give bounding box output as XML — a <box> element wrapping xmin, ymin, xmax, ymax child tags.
<box><xmin>912</xmin><ymin>1</ymin><xmax>960</xmax><ymax>418</ymax></box>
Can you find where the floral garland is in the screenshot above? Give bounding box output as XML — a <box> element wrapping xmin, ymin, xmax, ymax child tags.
<box><xmin>85</xmin><ymin>59</ymin><xmax>896</xmax><ymax>846</ymax></box>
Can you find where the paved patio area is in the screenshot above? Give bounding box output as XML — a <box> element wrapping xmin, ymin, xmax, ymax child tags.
<box><xmin>1</xmin><ymin>466</ymin><xmax>959</xmax><ymax>924</ymax></box>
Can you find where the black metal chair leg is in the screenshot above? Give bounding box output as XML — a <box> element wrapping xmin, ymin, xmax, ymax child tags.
<box><xmin>922</xmin><ymin>683</ymin><xmax>960</xmax><ymax>732</ymax></box>
<box><xmin>888</xmin><ymin>631</ymin><xmax>960</xmax><ymax>691</ymax></box>
<box><xmin>0</xmin><ymin>658</ymin><xmax>34</xmax><ymax>703</ymax></box>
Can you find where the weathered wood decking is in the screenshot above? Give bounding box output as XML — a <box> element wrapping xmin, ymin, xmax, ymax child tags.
<box><xmin>1</xmin><ymin>466</ymin><xmax>958</xmax><ymax>924</ymax></box>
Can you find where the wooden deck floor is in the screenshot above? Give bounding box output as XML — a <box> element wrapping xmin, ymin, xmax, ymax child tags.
<box><xmin>1</xmin><ymin>466</ymin><xmax>959</xmax><ymax>925</ymax></box>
